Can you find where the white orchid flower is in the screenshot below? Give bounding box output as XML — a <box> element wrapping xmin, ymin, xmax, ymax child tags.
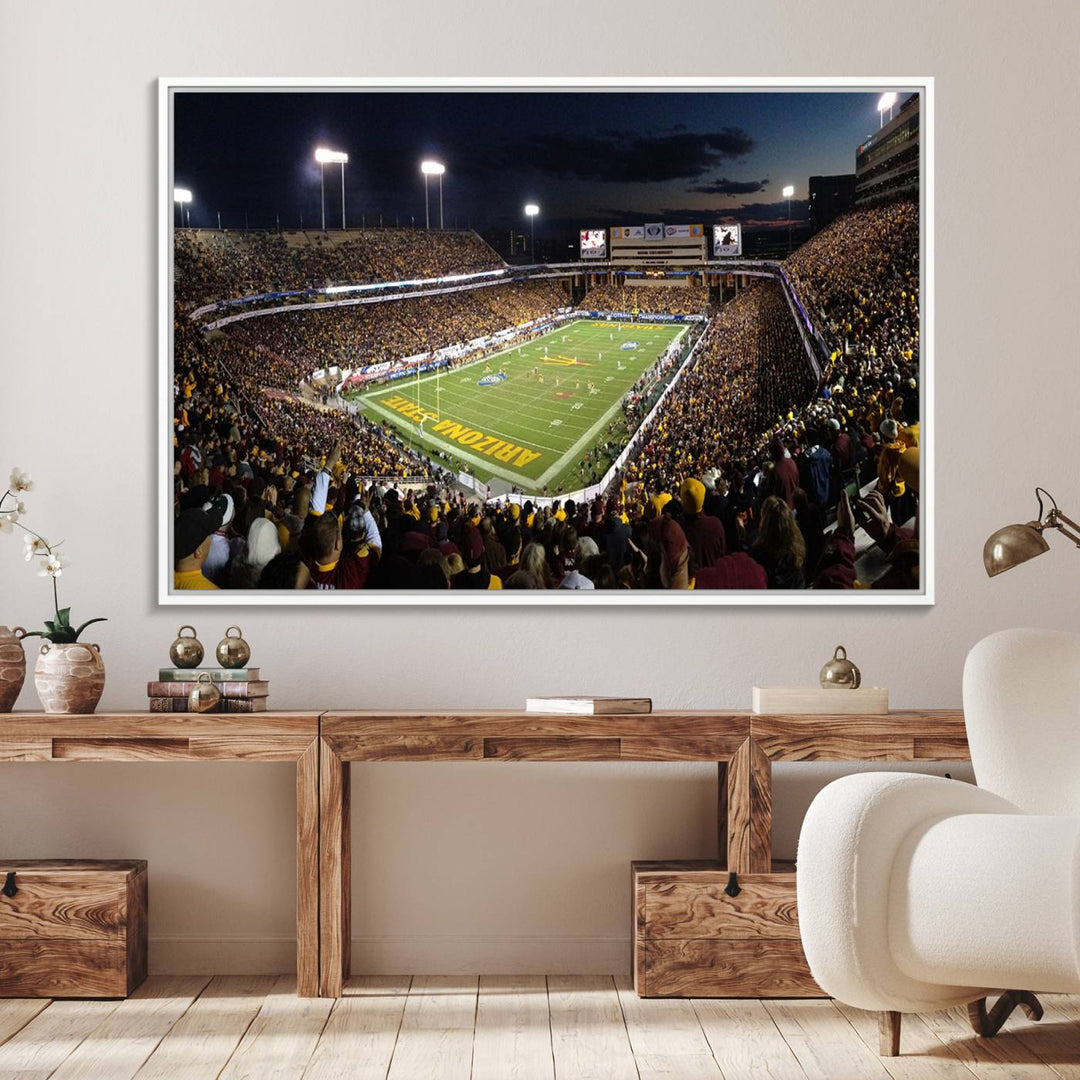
<box><xmin>37</xmin><ymin>552</ymin><xmax>69</xmax><ymax>578</ymax></box>
<box><xmin>23</xmin><ymin>534</ymin><xmax>49</xmax><ymax>560</ymax></box>
<box><xmin>8</xmin><ymin>468</ymin><xmax>34</xmax><ymax>493</ymax></box>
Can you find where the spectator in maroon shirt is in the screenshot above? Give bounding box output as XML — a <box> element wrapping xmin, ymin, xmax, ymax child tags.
<box><xmin>766</xmin><ymin>437</ymin><xmax>799</xmax><ymax>508</ymax></box>
<box><xmin>679</xmin><ymin>477</ymin><xmax>726</xmax><ymax>570</ymax></box>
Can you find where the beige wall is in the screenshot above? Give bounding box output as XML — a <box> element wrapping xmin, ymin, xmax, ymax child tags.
<box><xmin>2</xmin><ymin>0</ymin><xmax>1078</xmax><ymax>973</ymax></box>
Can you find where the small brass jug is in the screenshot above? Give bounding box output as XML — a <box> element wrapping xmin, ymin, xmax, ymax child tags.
<box><xmin>215</xmin><ymin>626</ymin><xmax>251</xmax><ymax>669</ymax></box>
<box><xmin>188</xmin><ymin>672</ymin><xmax>221</xmax><ymax>713</ymax></box>
<box><xmin>169</xmin><ymin>625</ymin><xmax>204</xmax><ymax>669</ymax></box>
<box><xmin>820</xmin><ymin>645</ymin><xmax>861</xmax><ymax>689</ymax></box>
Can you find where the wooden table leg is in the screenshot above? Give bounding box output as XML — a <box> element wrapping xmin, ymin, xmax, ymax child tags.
<box><xmin>726</xmin><ymin>738</ymin><xmax>772</xmax><ymax>874</ymax></box>
<box><xmin>717</xmin><ymin>760</ymin><xmax>728</xmax><ymax>869</ymax></box>
<box><xmin>319</xmin><ymin>737</ymin><xmax>351</xmax><ymax>997</ymax></box>
<box><xmin>296</xmin><ymin>738</ymin><xmax>320</xmax><ymax>997</ymax></box>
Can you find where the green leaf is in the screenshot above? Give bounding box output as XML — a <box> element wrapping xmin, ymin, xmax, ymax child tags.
<box><xmin>55</xmin><ymin>608</ymin><xmax>71</xmax><ymax>627</ymax></box>
<box><xmin>43</xmin><ymin>621</ymin><xmax>57</xmax><ymax>634</ymax></box>
<box><xmin>73</xmin><ymin>618</ymin><xmax>107</xmax><ymax>642</ymax></box>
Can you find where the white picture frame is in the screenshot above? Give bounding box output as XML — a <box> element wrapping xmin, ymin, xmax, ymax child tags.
<box><xmin>159</xmin><ymin>76</ymin><xmax>933</xmax><ymax>606</ymax></box>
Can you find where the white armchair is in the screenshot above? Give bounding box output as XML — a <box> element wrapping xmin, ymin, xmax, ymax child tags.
<box><xmin>797</xmin><ymin>628</ymin><xmax>1080</xmax><ymax>1055</ymax></box>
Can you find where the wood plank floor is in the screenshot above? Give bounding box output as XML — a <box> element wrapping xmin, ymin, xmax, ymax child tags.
<box><xmin>1</xmin><ymin>976</ymin><xmax>1078</xmax><ymax>1080</ymax></box>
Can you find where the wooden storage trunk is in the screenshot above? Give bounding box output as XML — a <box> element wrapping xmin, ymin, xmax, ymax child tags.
<box><xmin>0</xmin><ymin>859</ymin><xmax>148</xmax><ymax>998</ymax></box>
<box><xmin>632</xmin><ymin>860</ymin><xmax>822</xmax><ymax>998</ymax></box>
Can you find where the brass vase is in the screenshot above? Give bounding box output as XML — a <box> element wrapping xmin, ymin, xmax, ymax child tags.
<box><xmin>0</xmin><ymin>626</ymin><xmax>27</xmax><ymax>713</ymax></box>
<box><xmin>34</xmin><ymin>642</ymin><xmax>106</xmax><ymax>714</ymax></box>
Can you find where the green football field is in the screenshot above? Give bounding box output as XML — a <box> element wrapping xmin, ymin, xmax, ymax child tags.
<box><xmin>350</xmin><ymin>319</ymin><xmax>688</xmax><ymax>494</ymax></box>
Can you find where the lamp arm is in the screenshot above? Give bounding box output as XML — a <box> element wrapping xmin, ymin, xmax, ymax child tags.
<box><xmin>1047</xmin><ymin>509</ymin><xmax>1080</xmax><ymax>548</ymax></box>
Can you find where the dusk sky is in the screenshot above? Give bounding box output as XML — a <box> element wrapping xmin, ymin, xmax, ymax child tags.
<box><xmin>173</xmin><ymin>89</ymin><xmax>911</xmax><ymax>235</ymax></box>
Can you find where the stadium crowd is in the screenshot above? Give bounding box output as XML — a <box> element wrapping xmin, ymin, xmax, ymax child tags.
<box><xmin>583</xmin><ymin>283</ymin><xmax>707</xmax><ymax>316</ymax></box>
<box><xmin>173</xmin><ymin>201</ymin><xmax>922</xmax><ymax>591</ymax></box>
<box><xmin>175</xmin><ymin>228</ymin><xmax>504</xmax><ymax>310</ymax></box>
<box><xmin>173</xmin><ymin>449</ymin><xmax>914</xmax><ymax>592</ymax></box>
<box><xmin>223</xmin><ymin>280</ymin><xmax>567</xmax><ymax>380</ymax></box>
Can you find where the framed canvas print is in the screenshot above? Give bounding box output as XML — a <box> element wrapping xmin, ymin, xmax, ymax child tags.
<box><xmin>159</xmin><ymin>77</ymin><xmax>933</xmax><ymax>605</ymax></box>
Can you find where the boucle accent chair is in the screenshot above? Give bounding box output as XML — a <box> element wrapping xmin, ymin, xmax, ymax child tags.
<box><xmin>797</xmin><ymin>628</ymin><xmax>1080</xmax><ymax>1056</ymax></box>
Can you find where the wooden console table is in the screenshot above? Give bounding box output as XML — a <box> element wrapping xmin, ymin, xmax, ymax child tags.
<box><xmin>0</xmin><ymin>712</ymin><xmax>321</xmax><ymax>997</ymax></box>
<box><xmin>2</xmin><ymin>708</ymin><xmax>971</xmax><ymax>999</ymax></box>
<box><xmin>318</xmin><ymin>709</ymin><xmax>969</xmax><ymax>998</ymax></box>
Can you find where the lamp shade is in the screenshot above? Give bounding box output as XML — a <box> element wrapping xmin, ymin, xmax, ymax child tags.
<box><xmin>983</xmin><ymin>522</ymin><xmax>1049</xmax><ymax>577</ymax></box>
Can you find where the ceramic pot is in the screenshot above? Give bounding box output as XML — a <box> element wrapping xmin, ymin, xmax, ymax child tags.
<box><xmin>34</xmin><ymin>642</ymin><xmax>106</xmax><ymax>714</ymax></box>
<box><xmin>0</xmin><ymin>626</ymin><xmax>27</xmax><ymax>712</ymax></box>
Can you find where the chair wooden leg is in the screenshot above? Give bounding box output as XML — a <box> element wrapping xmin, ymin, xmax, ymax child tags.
<box><xmin>968</xmin><ymin>991</ymin><xmax>1044</xmax><ymax>1038</ymax></box>
<box><xmin>879</xmin><ymin>1010</ymin><xmax>902</xmax><ymax>1056</ymax></box>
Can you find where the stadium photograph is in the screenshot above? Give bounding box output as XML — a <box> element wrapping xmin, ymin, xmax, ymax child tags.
<box><xmin>165</xmin><ymin>79</ymin><xmax>928</xmax><ymax>602</ymax></box>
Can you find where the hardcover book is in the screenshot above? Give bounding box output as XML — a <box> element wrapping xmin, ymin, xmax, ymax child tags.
<box><xmin>158</xmin><ymin>668</ymin><xmax>260</xmax><ymax>681</ymax></box>
<box><xmin>147</xmin><ymin>681</ymin><xmax>269</xmax><ymax>699</ymax></box>
<box><xmin>147</xmin><ymin>696</ymin><xmax>268</xmax><ymax>713</ymax></box>
<box><xmin>524</xmin><ymin>697</ymin><xmax>652</xmax><ymax>715</ymax></box>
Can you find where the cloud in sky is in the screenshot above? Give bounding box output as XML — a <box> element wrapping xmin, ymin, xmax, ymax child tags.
<box><xmin>687</xmin><ymin>177</ymin><xmax>769</xmax><ymax>195</ymax></box>
<box><xmin>462</xmin><ymin>128</ymin><xmax>756</xmax><ymax>184</ymax></box>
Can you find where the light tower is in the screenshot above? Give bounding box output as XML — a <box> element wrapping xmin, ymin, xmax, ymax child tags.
<box><xmin>524</xmin><ymin>203</ymin><xmax>539</xmax><ymax>259</ymax></box>
<box><xmin>421</xmin><ymin>161</ymin><xmax>446</xmax><ymax>229</ymax></box>
<box><xmin>315</xmin><ymin>148</ymin><xmax>349</xmax><ymax>231</ymax></box>
<box><xmin>173</xmin><ymin>188</ymin><xmax>192</xmax><ymax>228</ymax></box>
<box><xmin>877</xmin><ymin>91</ymin><xmax>898</xmax><ymax>129</ymax></box>
<box><xmin>782</xmin><ymin>185</ymin><xmax>795</xmax><ymax>253</ymax></box>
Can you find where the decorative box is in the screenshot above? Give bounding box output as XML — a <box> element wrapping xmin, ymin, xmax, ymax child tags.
<box><xmin>0</xmin><ymin>859</ymin><xmax>148</xmax><ymax>997</ymax></box>
<box><xmin>632</xmin><ymin>860</ymin><xmax>822</xmax><ymax>998</ymax></box>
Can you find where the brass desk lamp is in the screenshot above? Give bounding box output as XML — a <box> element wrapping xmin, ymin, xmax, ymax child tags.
<box><xmin>984</xmin><ymin>488</ymin><xmax>1080</xmax><ymax>577</ymax></box>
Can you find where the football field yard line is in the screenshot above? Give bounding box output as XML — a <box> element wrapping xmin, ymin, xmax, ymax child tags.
<box><xmin>353</xmin><ymin>318</ymin><xmax>687</xmax><ymax>491</ymax></box>
<box><xmin>361</xmin><ymin>397</ymin><xmax>559</xmax><ymax>484</ymax></box>
<box><xmin>534</xmin><ymin>324</ymin><xmax>688</xmax><ymax>488</ymax></box>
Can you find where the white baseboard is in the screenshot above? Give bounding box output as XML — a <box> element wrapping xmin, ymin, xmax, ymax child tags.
<box><xmin>149</xmin><ymin>937</ymin><xmax>297</xmax><ymax>974</ymax></box>
<box><xmin>352</xmin><ymin>935</ymin><xmax>630</xmax><ymax>975</ymax></box>
<box><xmin>148</xmin><ymin>935</ymin><xmax>630</xmax><ymax>975</ymax></box>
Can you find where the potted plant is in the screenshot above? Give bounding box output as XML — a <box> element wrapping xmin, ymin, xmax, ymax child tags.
<box><xmin>1</xmin><ymin>468</ymin><xmax>108</xmax><ymax>714</ymax></box>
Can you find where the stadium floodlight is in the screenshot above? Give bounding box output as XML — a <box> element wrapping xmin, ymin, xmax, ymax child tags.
<box><xmin>314</xmin><ymin>148</ymin><xmax>349</xmax><ymax>231</ymax></box>
<box><xmin>173</xmin><ymin>188</ymin><xmax>192</xmax><ymax>228</ymax></box>
<box><xmin>782</xmin><ymin>185</ymin><xmax>795</xmax><ymax>253</ymax></box>
<box><xmin>524</xmin><ymin>204</ymin><xmax>540</xmax><ymax>259</ymax></box>
<box><xmin>877</xmin><ymin>91</ymin><xmax>898</xmax><ymax>128</ymax></box>
<box><xmin>421</xmin><ymin>160</ymin><xmax>446</xmax><ymax>230</ymax></box>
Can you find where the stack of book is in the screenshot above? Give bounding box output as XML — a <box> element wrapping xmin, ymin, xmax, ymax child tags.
<box><xmin>148</xmin><ymin>668</ymin><xmax>269</xmax><ymax>713</ymax></box>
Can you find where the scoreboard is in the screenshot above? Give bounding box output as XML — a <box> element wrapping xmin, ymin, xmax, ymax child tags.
<box><xmin>608</xmin><ymin>222</ymin><xmax>706</xmax><ymax>265</ymax></box>
<box><xmin>580</xmin><ymin>229</ymin><xmax>607</xmax><ymax>259</ymax></box>
<box><xmin>713</xmin><ymin>223</ymin><xmax>742</xmax><ymax>257</ymax></box>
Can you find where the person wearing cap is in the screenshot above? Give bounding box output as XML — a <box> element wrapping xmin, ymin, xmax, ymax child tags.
<box><xmin>829</xmin><ymin>417</ymin><xmax>853</xmax><ymax>471</ymax></box>
<box><xmin>765</xmin><ymin>437</ymin><xmax>798</xmax><ymax>509</ymax></box>
<box><xmin>305</xmin><ymin>509</ymin><xmax>371</xmax><ymax>590</ymax></box>
<box><xmin>174</xmin><ymin>498</ymin><xmax>229</xmax><ymax>589</ymax></box>
<box><xmin>200</xmin><ymin>493</ymin><xmax>236</xmax><ymax>586</ymax></box>
<box><xmin>452</xmin><ymin>525</ymin><xmax>502</xmax><ymax>589</ymax></box>
<box><xmin>680</xmin><ymin>476</ymin><xmax>726</xmax><ymax>571</ymax></box>
<box><xmin>876</xmin><ymin>416</ymin><xmax>906</xmax><ymax>504</ymax></box>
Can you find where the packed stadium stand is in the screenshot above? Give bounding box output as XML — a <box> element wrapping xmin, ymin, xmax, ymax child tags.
<box><xmin>221</xmin><ymin>280</ymin><xmax>567</xmax><ymax>377</ymax></box>
<box><xmin>582</xmin><ymin>283</ymin><xmax>708</xmax><ymax>316</ymax></box>
<box><xmin>174</xmin><ymin>227</ymin><xmax>505</xmax><ymax>309</ymax></box>
<box><xmin>173</xmin><ymin>200</ymin><xmax>920</xmax><ymax>591</ymax></box>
